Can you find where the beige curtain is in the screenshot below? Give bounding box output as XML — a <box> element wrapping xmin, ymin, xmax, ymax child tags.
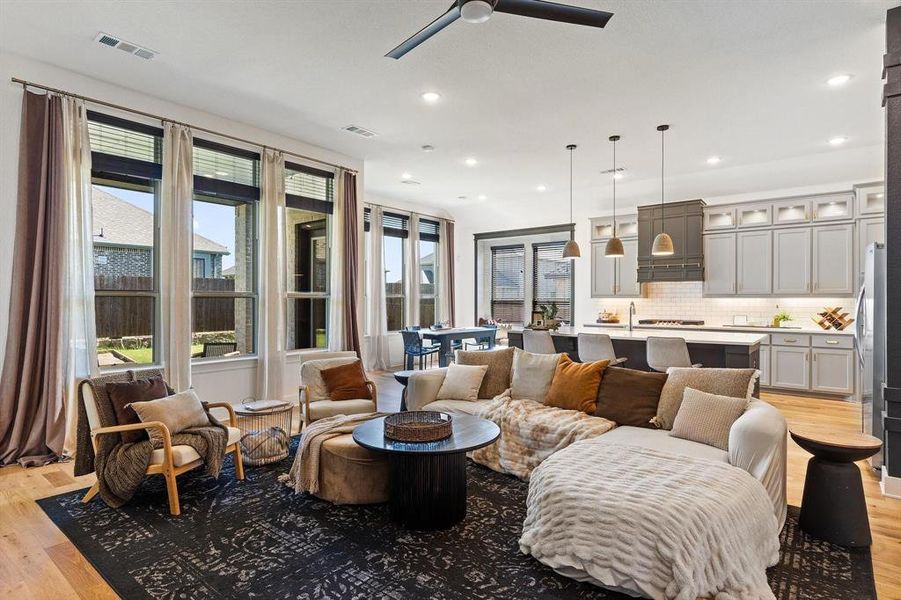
<box><xmin>439</xmin><ymin>218</ymin><xmax>456</xmax><ymax>326</ymax></box>
<box><xmin>406</xmin><ymin>212</ymin><xmax>421</xmax><ymax>328</ymax></box>
<box><xmin>327</xmin><ymin>170</ymin><xmax>347</xmax><ymax>352</ymax></box>
<box><xmin>364</xmin><ymin>206</ymin><xmax>391</xmax><ymax>370</ymax></box>
<box><xmin>0</xmin><ymin>92</ymin><xmax>67</xmax><ymax>466</ymax></box>
<box><xmin>257</xmin><ymin>149</ymin><xmax>286</xmax><ymax>400</ymax></box>
<box><xmin>160</xmin><ymin>122</ymin><xmax>193</xmax><ymax>391</ymax></box>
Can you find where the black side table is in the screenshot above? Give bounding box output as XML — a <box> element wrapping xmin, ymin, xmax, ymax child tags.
<box><xmin>353</xmin><ymin>415</ymin><xmax>500</xmax><ymax>530</ymax></box>
<box><xmin>393</xmin><ymin>370</ymin><xmax>416</xmax><ymax>411</ymax></box>
<box><xmin>790</xmin><ymin>427</ymin><xmax>882</xmax><ymax>547</ymax></box>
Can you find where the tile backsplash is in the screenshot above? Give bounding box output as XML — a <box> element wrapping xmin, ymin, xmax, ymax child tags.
<box><xmin>590</xmin><ymin>282</ymin><xmax>855</xmax><ymax>329</ymax></box>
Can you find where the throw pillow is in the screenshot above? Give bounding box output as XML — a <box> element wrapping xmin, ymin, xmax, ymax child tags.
<box><xmin>510</xmin><ymin>348</ymin><xmax>562</xmax><ymax>402</ymax></box>
<box><xmin>595</xmin><ymin>367</ymin><xmax>668</xmax><ymax>428</ymax></box>
<box><xmin>655</xmin><ymin>367</ymin><xmax>758</xmax><ymax>430</ymax></box>
<box><xmin>670</xmin><ymin>387</ymin><xmax>748</xmax><ymax>450</ymax></box>
<box><xmin>129</xmin><ymin>389</ymin><xmax>211</xmax><ymax>446</ymax></box>
<box><xmin>106</xmin><ymin>376</ymin><xmax>171</xmax><ymax>444</ymax></box>
<box><xmin>436</xmin><ymin>363</ymin><xmax>490</xmax><ymax>402</ymax></box>
<box><xmin>320</xmin><ymin>360</ymin><xmax>372</xmax><ymax>401</ymax></box>
<box><xmin>455</xmin><ymin>347</ymin><xmax>515</xmax><ymax>399</ymax></box>
<box><xmin>545</xmin><ymin>355</ymin><xmax>610</xmax><ymax>414</ymax></box>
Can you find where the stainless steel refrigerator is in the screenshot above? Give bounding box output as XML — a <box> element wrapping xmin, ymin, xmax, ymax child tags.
<box><xmin>856</xmin><ymin>242</ymin><xmax>886</xmax><ymax>468</ymax></box>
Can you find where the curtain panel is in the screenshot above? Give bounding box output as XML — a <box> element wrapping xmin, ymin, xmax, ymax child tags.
<box><xmin>327</xmin><ymin>171</ymin><xmax>347</xmax><ymax>352</ymax></box>
<box><xmin>340</xmin><ymin>170</ymin><xmax>362</xmax><ymax>355</ymax></box>
<box><xmin>257</xmin><ymin>149</ymin><xmax>287</xmax><ymax>400</ymax></box>
<box><xmin>160</xmin><ymin>123</ymin><xmax>194</xmax><ymax>391</ymax></box>
<box><xmin>364</xmin><ymin>206</ymin><xmax>392</xmax><ymax>370</ymax></box>
<box><xmin>439</xmin><ymin>218</ymin><xmax>456</xmax><ymax>326</ymax></box>
<box><xmin>406</xmin><ymin>212</ymin><xmax>421</xmax><ymax>327</ymax></box>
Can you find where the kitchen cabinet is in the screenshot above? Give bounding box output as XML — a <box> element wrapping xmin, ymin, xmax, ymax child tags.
<box><xmin>590</xmin><ymin>239</ymin><xmax>640</xmax><ymax>297</ymax></box>
<box><xmin>771</xmin><ymin>345</ymin><xmax>810</xmax><ymax>390</ymax></box>
<box><xmin>759</xmin><ymin>345</ymin><xmax>771</xmax><ymax>387</ymax></box>
<box><xmin>858</xmin><ymin>217</ymin><xmax>885</xmax><ymax>283</ymax></box>
<box><xmin>773</xmin><ymin>227</ymin><xmax>811</xmax><ymax>295</ymax></box>
<box><xmin>705</xmin><ymin>208</ymin><xmax>735</xmax><ymax>230</ymax></box>
<box><xmin>736</xmin><ymin>230</ymin><xmax>772</xmax><ymax>294</ymax></box>
<box><xmin>637</xmin><ymin>199</ymin><xmax>705</xmax><ymax>282</ymax></box>
<box><xmin>811</xmin><ymin>348</ymin><xmax>855</xmax><ymax>395</ymax></box>
<box><xmin>812</xmin><ymin>224</ymin><xmax>854</xmax><ymax>295</ymax></box>
<box><xmin>812</xmin><ymin>194</ymin><xmax>853</xmax><ymax>221</ymax></box>
<box><xmin>703</xmin><ymin>233</ymin><xmax>736</xmax><ymax>295</ymax></box>
<box><xmin>773</xmin><ymin>200</ymin><xmax>811</xmax><ymax>225</ymax></box>
<box><xmin>617</xmin><ymin>239</ymin><xmax>640</xmax><ymax>296</ymax></box>
<box><xmin>855</xmin><ymin>183</ymin><xmax>885</xmax><ymax>217</ymax></box>
<box><xmin>738</xmin><ymin>205</ymin><xmax>772</xmax><ymax>228</ymax></box>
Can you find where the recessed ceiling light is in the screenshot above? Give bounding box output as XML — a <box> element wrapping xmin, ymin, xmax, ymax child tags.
<box><xmin>536</xmin><ymin>185</ymin><xmax>547</xmax><ymax>192</ymax></box>
<box><xmin>827</xmin><ymin>74</ymin><xmax>853</xmax><ymax>87</ymax></box>
<box><xmin>828</xmin><ymin>136</ymin><xmax>848</xmax><ymax>146</ymax></box>
<box><xmin>706</xmin><ymin>156</ymin><xmax>721</xmax><ymax>165</ymax></box>
<box><xmin>421</xmin><ymin>91</ymin><xmax>441</xmax><ymax>103</ymax></box>
<box><xmin>464</xmin><ymin>157</ymin><xmax>478</xmax><ymax>167</ymax></box>
<box><xmin>421</xmin><ymin>144</ymin><xmax>435</xmax><ymax>152</ymax></box>
<box><xmin>401</xmin><ymin>172</ymin><xmax>412</xmax><ymax>180</ymax></box>
<box><xmin>613</xmin><ymin>172</ymin><xmax>624</xmax><ymax>180</ymax></box>
<box><xmin>458</xmin><ymin>195</ymin><xmax>468</xmax><ymax>200</ymax></box>
<box><xmin>477</xmin><ymin>194</ymin><xmax>487</xmax><ymax>201</ymax></box>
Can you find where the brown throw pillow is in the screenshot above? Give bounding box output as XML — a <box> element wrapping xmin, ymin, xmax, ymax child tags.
<box><xmin>544</xmin><ymin>355</ymin><xmax>610</xmax><ymax>414</ymax></box>
<box><xmin>670</xmin><ymin>387</ymin><xmax>748</xmax><ymax>450</ymax></box>
<box><xmin>106</xmin><ymin>376</ymin><xmax>171</xmax><ymax>444</ymax></box>
<box><xmin>320</xmin><ymin>360</ymin><xmax>372</xmax><ymax>401</ymax></box>
<box><xmin>655</xmin><ymin>368</ymin><xmax>758</xmax><ymax>430</ymax></box>
<box><xmin>595</xmin><ymin>367</ymin><xmax>668</xmax><ymax>428</ymax></box>
<box><xmin>455</xmin><ymin>347</ymin><xmax>515</xmax><ymax>399</ymax></box>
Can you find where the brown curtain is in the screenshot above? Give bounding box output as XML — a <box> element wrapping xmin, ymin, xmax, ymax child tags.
<box><xmin>445</xmin><ymin>220</ymin><xmax>456</xmax><ymax>326</ymax></box>
<box><xmin>341</xmin><ymin>170</ymin><xmax>362</xmax><ymax>355</ymax></box>
<box><xmin>0</xmin><ymin>91</ymin><xmax>67</xmax><ymax>467</ymax></box>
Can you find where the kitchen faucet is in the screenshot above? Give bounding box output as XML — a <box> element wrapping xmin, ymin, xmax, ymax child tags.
<box><xmin>629</xmin><ymin>301</ymin><xmax>636</xmax><ymax>332</ymax></box>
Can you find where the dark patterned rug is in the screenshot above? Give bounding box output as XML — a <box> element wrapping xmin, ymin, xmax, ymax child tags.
<box><xmin>38</xmin><ymin>442</ymin><xmax>876</xmax><ymax>600</ymax></box>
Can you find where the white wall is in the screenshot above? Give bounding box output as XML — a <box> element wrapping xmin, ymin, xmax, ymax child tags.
<box><xmin>0</xmin><ymin>52</ymin><xmax>362</xmax><ymax>404</ymax></box>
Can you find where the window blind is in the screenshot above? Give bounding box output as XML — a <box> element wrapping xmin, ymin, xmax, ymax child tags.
<box><xmin>491</xmin><ymin>245</ymin><xmax>525</xmax><ymax>323</ymax></box>
<box><xmin>532</xmin><ymin>241</ymin><xmax>572</xmax><ymax>323</ymax></box>
<box><xmin>383</xmin><ymin>212</ymin><xmax>409</xmax><ymax>238</ymax></box>
<box><xmin>193</xmin><ymin>138</ymin><xmax>260</xmax><ymax>203</ymax></box>
<box><xmin>285</xmin><ymin>162</ymin><xmax>334</xmax><ymax>201</ymax></box>
<box><xmin>87</xmin><ymin>111</ymin><xmax>162</xmax><ymax>181</ymax></box>
<box><xmin>419</xmin><ymin>218</ymin><xmax>440</xmax><ymax>242</ymax></box>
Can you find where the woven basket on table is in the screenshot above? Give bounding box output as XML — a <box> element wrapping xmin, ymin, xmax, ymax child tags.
<box><xmin>384</xmin><ymin>411</ymin><xmax>453</xmax><ymax>442</ymax></box>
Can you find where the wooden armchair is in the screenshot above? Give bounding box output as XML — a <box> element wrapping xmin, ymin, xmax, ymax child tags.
<box><xmin>298</xmin><ymin>353</ymin><xmax>377</xmax><ymax>426</ymax></box>
<box><xmin>80</xmin><ymin>370</ymin><xmax>244</xmax><ymax>516</ymax></box>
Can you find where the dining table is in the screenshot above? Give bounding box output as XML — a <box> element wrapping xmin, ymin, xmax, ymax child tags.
<box><xmin>412</xmin><ymin>326</ymin><xmax>498</xmax><ymax>368</ymax></box>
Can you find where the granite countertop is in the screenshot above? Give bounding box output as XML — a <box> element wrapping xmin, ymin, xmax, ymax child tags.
<box><xmin>583</xmin><ymin>322</ymin><xmax>855</xmax><ymax>336</ymax></box>
<box><xmin>511</xmin><ymin>326</ymin><xmax>768</xmax><ymax>347</ymax></box>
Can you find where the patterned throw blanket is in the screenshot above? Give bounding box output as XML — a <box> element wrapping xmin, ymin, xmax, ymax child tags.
<box><xmin>469</xmin><ymin>394</ymin><xmax>616</xmax><ymax>480</ymax></box>
<box><xmin>521</xmin><ymin>438</ymin><xmax>780</xmax><ymax>600</ymax></box>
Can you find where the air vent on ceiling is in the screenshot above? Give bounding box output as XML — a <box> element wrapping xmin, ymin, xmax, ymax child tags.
<box><xmin>342</xmin><ymin>124</ymin><xmax>378</xmax><ymax>138</ymax></box>
<box><xmin>94</xmin><ymin>32</ymin><xmax>158</xmax><ymax>60</ymax></box>
<box><xmin>600</xmin><ymin>167</ymin><xmax>626</xmax><ymax>175</ymax></box>
<box><xmin>401</xmin><ymin>179</ymin><xmax>421</xmax><ymax>185</ymax></box>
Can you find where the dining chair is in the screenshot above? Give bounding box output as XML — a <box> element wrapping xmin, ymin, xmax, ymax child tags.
<box><xmin>646</xmin><ymin>336</ymin><xmax>702</xmax><ymax>372</ymax></box>
<box><xmin>401</xmin><ymin>329</ymin><xmax>440</xmax><ymax>369</ymax></box>
<box><xmin>577</xmin><ymin>333</ymin><xmax>627</xmax><ymax>365</ymax></box>
<box><xmin>523</xmin><ymin>329</ymin><xmax>556</xmax><ymax>354</ymax></box>
<box><xmin>464</xmin><ymin>324</ymin><xmax>498</xmax><ymax>351</ymax></box>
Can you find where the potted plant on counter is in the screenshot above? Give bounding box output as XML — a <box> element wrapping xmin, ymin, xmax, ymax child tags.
<box><xmin>771</xmin><ymin>308</ymin><xmax>793</xmax><ymax>328</ymax></box>
<box><xmin>540</xmin><ymin>303</ymin><xmax>562</xmax><ymax>331</ymax></box>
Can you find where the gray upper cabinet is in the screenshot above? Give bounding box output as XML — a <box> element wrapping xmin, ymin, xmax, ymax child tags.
<box><xmin>858</xmin><ymin>217</ymin><xmax>885</xmax><ymax>284</ymax></box>
<box><xmin>704</xmin><ymin>233</ymin><xmax>736</xmax><ymax>295</ymax></box>
<box><xmin>773</xmin><ymin>227</ymin><xmax>811</xmax><ymax>295</ymax></box>
<box><xmin>617</xmin><ymin>238</ymin><xmax>640</xmax><ymax>296</ymax></box>
<box><xmin>637</xmin><ymin>199</ymin><xmax>705</xmax><ymax>282</ymax></box>
<box><xmin>590</xmin><ymin>241</ymin><xmax>617</xmax><ymax>297</ymax></box>
<box><xmin>812</xmin><ymin>224</ymin><xmax>854</xmax><ymax>295</ymax></box>
<box><xmin>736</xmin><ymin>230</ymin><xmax>772</xmax><ymax>295</ymax></box>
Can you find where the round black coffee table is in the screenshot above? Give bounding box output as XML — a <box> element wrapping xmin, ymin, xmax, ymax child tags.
<box><xmin>353</xmin><ymin>414</ymin><xmax>500</xmax><ymax>530</ymax></box>
<box><xmin>790</xmin><ymin>426</ymin><xmax>882</xmax><ymax>547</ymax></box>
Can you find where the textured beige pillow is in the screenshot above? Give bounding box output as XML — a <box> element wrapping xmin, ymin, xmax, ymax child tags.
<box><xmin>455</xmin><ymin>347</ymin><xmax>515</xmax><ymax>399</ymax></box>
<box><xmin>436</xmin><ymin>364</ymin><xmax>490</xmax><ymax>402</ymax></box>
<box><xmin>670</xmin><ymin>387</ymin><xmax>748</xmax><ymax>450</ymax></box>
<box><xmin>510</xmin><ymin>348</ymin><xmax>562</xmax><ymax>403</ymax></box>
<box><xmin>129</xmin><ymin>389</ymin><xmax>211</xmax><ymax>445</ymax></box>
<box><xmin>655</xmin><ymin>367</ymin><xmax>758</xmax><ymax>430</ymax></box>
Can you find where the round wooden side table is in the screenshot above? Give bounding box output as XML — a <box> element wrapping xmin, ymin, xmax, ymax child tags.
<box><xmin>790</xmin><ymin>426</ymin><xmax>882</xmax><ymax>547</ymax></box>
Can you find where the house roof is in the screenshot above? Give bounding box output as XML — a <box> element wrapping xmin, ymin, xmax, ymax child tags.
<box><xmin>92</xmin><ymin>186</ymin><xmax>228</xmax><ymax>254</ymax></box>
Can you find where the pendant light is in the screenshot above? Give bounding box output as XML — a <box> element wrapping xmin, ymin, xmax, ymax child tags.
<box><xmin>604</xmin><ymin>135</ymin><xmax>624</xmax><ymax>258</ymax></box>
<box><xmin>651</xmin><ymin>124</ymin><xmax>675</xmax><ymax>256</ymax></box>
<box><xmin>562</xmin><ymin>143</ymin><xmax>581</xmax><ymax>259</ymax></box>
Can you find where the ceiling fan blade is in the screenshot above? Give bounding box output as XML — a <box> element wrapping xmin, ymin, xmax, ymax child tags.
<box><xmin>385</xmin><ymin>3</ymin><xmax>462</xmax><ymax>59</ymax></box>
<box><xmin>494</xmin><ymin>0</ymin><xmax>613</xmax><ymax>28</ymax></box>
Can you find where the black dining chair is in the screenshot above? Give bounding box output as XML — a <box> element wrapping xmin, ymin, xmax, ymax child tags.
<box><xmin>464</xmin><ymin>324</ymin><xmax>498</xmax><ymax>351</ymax></box>
<box><xmin>401</xmin><ymin>329</ymin><xmax>440</xmax><ymax>370</ymax></box>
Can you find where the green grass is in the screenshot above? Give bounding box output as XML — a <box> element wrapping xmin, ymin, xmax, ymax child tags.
<box><xmin>97</xmin><ymin>345</ymin><xmax>204</xmax><ymax>364</ymax></box>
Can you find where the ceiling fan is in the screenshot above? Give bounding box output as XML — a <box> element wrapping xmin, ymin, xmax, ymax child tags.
<box><xmin>386</xmin><ymin>0</ymin><xmax>614</xmax><ymax>59</ymax></box>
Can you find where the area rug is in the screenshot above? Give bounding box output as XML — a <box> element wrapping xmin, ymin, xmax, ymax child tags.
<box><xmin>38</xmin><ymin>444</ymin><xmax>876</xmax><ymax>599</ymax></box>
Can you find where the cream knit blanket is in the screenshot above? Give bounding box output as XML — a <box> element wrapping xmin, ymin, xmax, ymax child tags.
<box><xmin>469</xmin><ymin>395</ymin><xmax>616</xmax><ymax>480</ymax></box>
<box><xmin>281</xmin><ymin>412</ymin><xmax>383</xmax><ymax>494</ymax></box>
<box><xmin>520</xmin><ymin>438</ymin><xmax>780</xmax><ymax>600</ymax></box>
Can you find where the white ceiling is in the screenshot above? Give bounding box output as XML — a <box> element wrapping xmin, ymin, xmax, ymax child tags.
<box><xmin>0</xmin><ymin>0</ymin><xmax>894</xmax><ymax>217</ymax></box>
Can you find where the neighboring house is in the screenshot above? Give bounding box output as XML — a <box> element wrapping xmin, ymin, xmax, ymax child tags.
<box><xmin>91</xmin><ymin>186</ymin><xmax>229</xmax><ymax>279</ymax></box>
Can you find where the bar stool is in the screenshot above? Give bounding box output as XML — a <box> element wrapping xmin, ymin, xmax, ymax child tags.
<box><xmin>523</xmin><ymin>329</ymin><xmax>556</xmax><ymax>354</ymax></box>
<box><xmin>646</xmin><ymin>336</ymin><xmax>702</xmax><ymax>372</ymax></box>
<box><xmin>577</xmin><ymin>333</ymin><xmax>627</xmax><ymax>365</ymax></box>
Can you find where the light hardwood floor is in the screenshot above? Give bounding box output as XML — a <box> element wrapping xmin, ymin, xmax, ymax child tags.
<box><xmin>1</xmin><ymin>380</ymin><xmax>899</xmax><ymax>599</ymax></box>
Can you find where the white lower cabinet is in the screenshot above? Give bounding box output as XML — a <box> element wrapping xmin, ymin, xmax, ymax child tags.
<box><xmin>758</xmin><ymin>345</ymin><xmax>770</xmax><ymax>387</ymax></box>
<box><xmin>811</xmin><ymin>348</ymin><xmax>855</xmax><ymax>395</ymax></box>
<box><xmin>770</xmin><ymin>346</ymin><xmax>809</xmax><ymax>390</ymax></box>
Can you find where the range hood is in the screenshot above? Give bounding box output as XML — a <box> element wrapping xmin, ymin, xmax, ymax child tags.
<box><xmin>637</xmin><ymin>198</ymin><xmax>705</xmax><ymax>282</ymax></box>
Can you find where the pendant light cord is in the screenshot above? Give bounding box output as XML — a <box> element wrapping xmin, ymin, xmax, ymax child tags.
<box><xmin>612</xmin><ymin>138</ymin><xmax>617</xmax><ymax>237</ymax></box>
<box><xmin>569</xmin><ymin>146</ymin><xmax>574</xmax><ymax>226</ymax></box>
<box><xmin>660</xmin><ymin>127</ymin><xmax>665</xmax><ymax>232</ymax></box>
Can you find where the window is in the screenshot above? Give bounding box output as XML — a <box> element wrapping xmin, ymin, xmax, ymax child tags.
<box><xmin>88</xmin><ymin>111</ymin><xmax>163</xmax><ymax>368</ymax></box>
<box><xmin>285</xmin><ymin>162</ymin><xmax>334</xmax><ymax>350</ymax></box>
<box><xmin>532</xmin><ymin>241</ymin><xmax>573</xmax><ymax>323</ymax></box>
<box><xmin>490</xmin><ymin>245</ymin><xmax>525</xmax><ymax>323</ymax></box>
<box><xmin>383</xmin><ymin>212</ymin><xmax>408</xmax><ymax>331</ymax></box>
<box><xmin>191</xmin><ymin>139</ymin><xmax>259</xmax><ymax>359</ymax></box>
<box><xmin>418</xmin><ymin>219</ymin><xmax>440</xmax><ymax>327</ymax></box>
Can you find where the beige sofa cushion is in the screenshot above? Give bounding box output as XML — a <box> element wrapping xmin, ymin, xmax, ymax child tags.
<box><xmin>436</xmin><ymin>364</ymin><xmax>489</xmax><ymax>402</ymax></box>
<box><xmin>670</xmin><ymin>388</ymin><xmax>748</xmax><ymax>451</ymax></box>
<box><xmin>307</xmin><ymin>399</ymin><xmax>376</xmax><ymax>421</ymax></box>
<box><xmin>129</xmin><ymin>389</ymin><xmax>211</xmax><ymax>446</ymax></box>
<box><xmin>600</xmin><ymin>425</ymin><xmax>729</xmax><ymax>464</ymax></box>
<box><xmin>511</xmin><ymin>348</ymin><xmax>562</xmax><ymax>403</ymax></box>
<box><xmin>655</xmin><ymin>367</ymin><xmax>758</xmax><ymax>430</ymax></box>
<box><xmin>149</xmin><ymin>426</ymin><xmax>240</xmax><ymax>466</ymax></box>
<box><xmin>455</xmin><ymin>347</ymin><xmax>515</xmax><ymax>399</ymax></box>
<box><xmin>422</xmin><ymin>398</ymin><xmax>493</xmax><ymax>417</ymax></box>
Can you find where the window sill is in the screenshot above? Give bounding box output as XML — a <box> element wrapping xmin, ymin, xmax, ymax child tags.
<box><xmin>192</xmin><ymin>355</ymin><xmax>258</xmax><ymax>374</ymax></box>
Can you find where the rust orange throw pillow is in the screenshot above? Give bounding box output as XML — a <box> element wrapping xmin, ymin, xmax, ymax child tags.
<box><xmin>544</xmin><ymin>355</ymin><xmax>609</xmax><ymax>414</ymax></box>
<box><xmin>320</xmin><ymin>360</ymin><xmax>372</xmax><ymax>401</ymax></box>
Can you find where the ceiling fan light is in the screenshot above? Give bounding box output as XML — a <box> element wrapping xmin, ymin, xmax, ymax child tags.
<box><xmin>562</xmin><ymin>239</ymin><xmax>581</xmax><ymax>259</ymax></box>
<box><xmin>461</xmin><ymin>0</ymin><xmax>493</xmax><ymax>23</ymax></box>
<box><xmin>604</xmin><ymin>236</ymin><xmax>624</xmax><ymax>258</ymax></box>
<box><xmin>651</xmin><ymin>232</ymin><xmax>674</xmax><ymax>256</ymax></box>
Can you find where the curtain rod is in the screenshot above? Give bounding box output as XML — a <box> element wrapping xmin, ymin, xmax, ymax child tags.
<box><xmin>363</xmin><ymin>201</ymin><xmax>455</xmax><ymax>224</ymax></box>
<box><xmin>11</xmin><ymin>77</ymin><xmax>359</xmax><ymax>175</ymax></box>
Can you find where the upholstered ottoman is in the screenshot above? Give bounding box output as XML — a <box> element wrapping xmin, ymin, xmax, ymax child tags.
<box><xmin>316</xmin><ymin>433</ymin><xmax>389</xmax><ymax>505</ymax></box>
